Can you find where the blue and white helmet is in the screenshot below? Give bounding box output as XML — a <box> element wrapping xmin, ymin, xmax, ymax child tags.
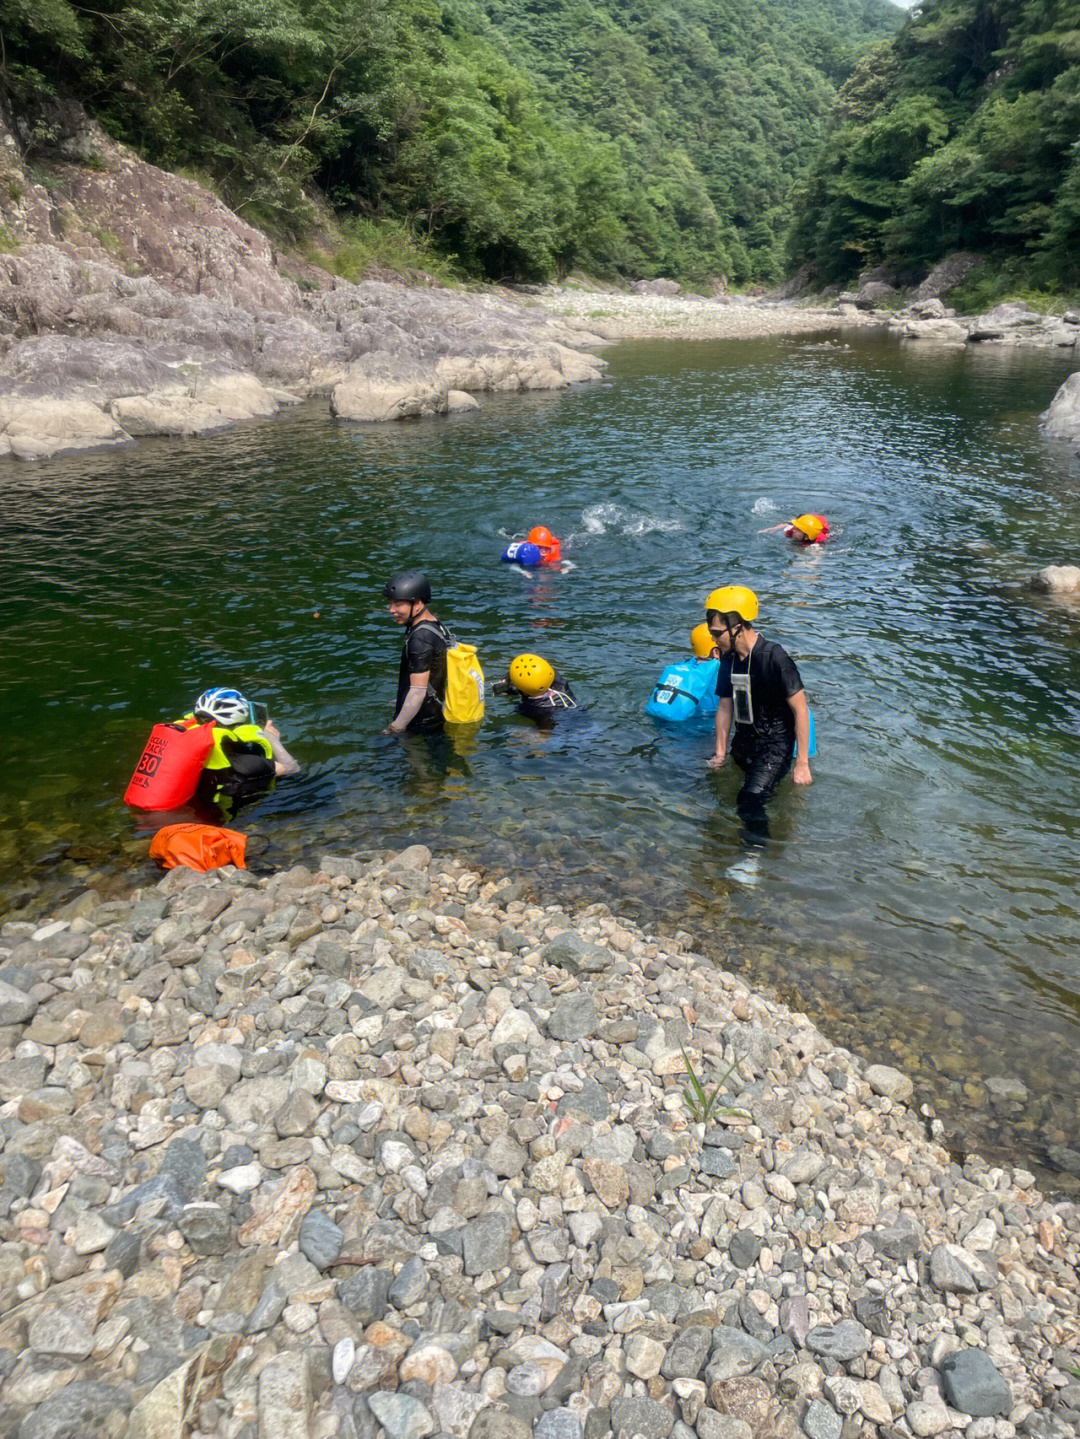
<box><xmin>193</xmin><ymin>687</ymin><xmax>252</xmax><ymax>727</ymax></box>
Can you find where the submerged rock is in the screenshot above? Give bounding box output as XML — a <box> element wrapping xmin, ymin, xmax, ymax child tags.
<box><xmin>1031</xmin><ymin>564</ymin><xmax>1080</xmax><ymax>594</ymax></box>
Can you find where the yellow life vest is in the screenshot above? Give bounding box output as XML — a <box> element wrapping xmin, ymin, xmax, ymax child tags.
<box><xmin>176</xmin><ymin>715</ymin><xmax>273</xmax><ymax>771</ymax></box>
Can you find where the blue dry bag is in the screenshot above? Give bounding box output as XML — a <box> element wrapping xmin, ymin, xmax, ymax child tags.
<box><xmin>646</xmin><ymin>659</ymin><xmax>720</xmax><ymax>723</ymax></box>
<box><xmin>795</xmin><ymin>709</ymin><xmax>817</xmax><ymax>758</ymax></box>
<box><xmin>501</xmin><ymin>541</ymin><xmax>542</xmax><ymax>566</ymax></box>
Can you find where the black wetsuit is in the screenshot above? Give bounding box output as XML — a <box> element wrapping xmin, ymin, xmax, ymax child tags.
<box><xmin>717</xmin><ymin>638</ymin><xmax>804</xmax><ymax>841</ymax></box>
<box><xmin>397</xmin><ymin>619</ymin><xmax>449</xmax><ymax>732</ymax></box>
<box><xmin>495</xmin><ymin>674</ymin><xmax>579</xmax><ymax>729</ymax></box>
<box><xmin>519</xmin><ymin>676</ymin><xmax>577</xmax><ymax>721</ymax></box>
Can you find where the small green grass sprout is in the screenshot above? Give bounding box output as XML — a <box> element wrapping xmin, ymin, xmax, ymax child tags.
<box><xmin>680</xmin><ymin>1047</ymin><xmax>749</xmax><ymax>1125</ymax></box>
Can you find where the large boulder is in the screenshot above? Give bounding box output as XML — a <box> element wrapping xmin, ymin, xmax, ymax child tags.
<box><xmin>911</xmin><ymin>252</ymin><xmax>984</xmax><ymax>301</ymax></box>
<box><xmin>331</xmin><ymin>354</ymin><xmax>447</xmax><ymax>422</ymax></box>
<box><xmin>0</xmin><ymin>394</ymin><xmax>130</xmax><ymax>459</ymax></box>
<box><xmin>898</xmin><ymin>317</ymin><xmax>968</xmax><ymax>345</ymax></box>
<box><xmin>110</xmin><ymin>372</ymin><xmax>278</xmax><ymax>436</ymax></box>
<box><xmin>1041</xmin><ymin>371</ymin><xmax>1080</xmax><ymax>441</ymax></box>
<box><xmin>435</xmin><ymin>342</ymin><xmax>603</xmax><ymax>393</ymax></box>
<box><xmin>854</xmin><ymin>280</ymin><xmax>899</xmax><ymax>310</ymax></box>
<box><xmin>631</xmin><ymin>278</ymin><xmax>681</xmax><ymax>296</ymax></box>
<box><xmin>969</xmin><ymin>301</ymin><xmax>1045</xmax><ymax>340</ymax></box>
<box><xmin>770</xmin><ymin>264</ymin><xmax>816</xmax><ymax>301</ymax></box>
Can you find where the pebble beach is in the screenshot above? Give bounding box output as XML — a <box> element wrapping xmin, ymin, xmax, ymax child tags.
<box><xmin>1</xmin><ymin>847</ymin><xmax>1077</xmax><ymax>1439</ymax></box>
<box><xmin>531</xmin><ymin>289</ymin><xmax>879</xmax><ymax>342</ymax></box>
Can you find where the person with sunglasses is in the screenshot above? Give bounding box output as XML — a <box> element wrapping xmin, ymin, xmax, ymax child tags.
<box><xmin>705</xmin><ymin>586</ymin><xmax>812</xmax><ymax>846</ymax></box>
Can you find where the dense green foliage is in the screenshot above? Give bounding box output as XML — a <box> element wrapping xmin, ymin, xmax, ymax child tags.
<box><xmin>1</xmin><ymin>0</ymin><xmax>898</xmax><ymax>283</ymax></box>
<box><xmin>476</xmin><ymin>0</ymin><xmax>901</xmax><ymax>280</ymax></box>
<box><xmin>789</xmin><ymin>0</ymin><xmax>1080</xmax><ymax>289</ymax></box>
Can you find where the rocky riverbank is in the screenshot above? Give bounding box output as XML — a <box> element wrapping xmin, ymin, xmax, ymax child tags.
<box><xmin>5</xmin><ymin>102</ymin><xmax>1080</xmax><ymax>463</ymax></box>
<box><xmin>0</xmin><ymin>105</ymin><xmax>609</xmax><ymax>463</ymax></box>
<box><xmin>1</xmin><ymin>846</ymin><xmax>1077</xmax><ymax>1439</ymax></box>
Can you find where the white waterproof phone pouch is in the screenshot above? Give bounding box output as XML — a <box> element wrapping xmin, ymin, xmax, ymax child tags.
<box><xmin>730</xmin><ymin>669</ymin><xmax>753</xmax><ymax>726</ymax></box>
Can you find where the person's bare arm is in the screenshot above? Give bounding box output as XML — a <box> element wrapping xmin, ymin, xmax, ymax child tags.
<box><xmin>264</xmin><ymin>722</ymin><xmax>300</xmax><ymax>776</ymax></box>
<box><xmin>789</xmin><ymin>690</ymin><xmax>812</xmax><ymax>785</ymax></box>
<box><xmin>388</xmin><ymin>672</ymin><xmax>429</xmax><ymax>733</ymax></box>
<box><xmin>707</xmin><ymin>697</ymin><xmax>733</xmax><ymax>769</ymax></box>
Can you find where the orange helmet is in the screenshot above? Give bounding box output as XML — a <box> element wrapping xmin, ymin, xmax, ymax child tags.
<box><xmin>527</xmin><ymin>525</ymin><xmax>555</xmax><ymax>548</ymax></box>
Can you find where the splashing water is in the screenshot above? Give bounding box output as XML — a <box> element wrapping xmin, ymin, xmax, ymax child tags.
<box><xmin>577</xmin><ymin>502</ymin><xmax>683</xmax><ymax>538</ymax></box>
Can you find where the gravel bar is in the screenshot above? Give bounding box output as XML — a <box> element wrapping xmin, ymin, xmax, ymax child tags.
<box><xmin>0</xmin><ymin>846</ymin><xmax>1077</xmax><ymax>1439</ymax></box>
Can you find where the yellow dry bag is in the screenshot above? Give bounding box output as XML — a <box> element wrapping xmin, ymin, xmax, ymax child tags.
<box><xmin>415</xmin><ymin>622</ymin><xmax>485</xmax><ymax>724</ymax></box>
<box><xmin>443</xmin><ymin>638</ymin><xmax>485</xmax><ymax>724</ymax></box>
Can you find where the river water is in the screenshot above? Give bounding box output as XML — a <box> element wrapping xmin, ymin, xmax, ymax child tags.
<box><xmin>3</xmin><ymin>331</ymin><xmax>1080</xmax><ymax>1184</ymax></box>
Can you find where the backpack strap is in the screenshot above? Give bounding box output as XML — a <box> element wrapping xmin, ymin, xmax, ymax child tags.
<box><xmin>407</xmin><ymin>619</ymin><xmax>453</xmax><ymax>705</ymax></box>
<box><xmin>411</xmin><ymin>619</ymin><xmax>456</xmax><ymax>647</ymax></box>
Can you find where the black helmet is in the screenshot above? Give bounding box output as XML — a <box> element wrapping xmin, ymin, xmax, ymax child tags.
<box><xmin>384</xmin><ymin>570</ymin><xmax>431</xmax><ymax>604</ymax></box>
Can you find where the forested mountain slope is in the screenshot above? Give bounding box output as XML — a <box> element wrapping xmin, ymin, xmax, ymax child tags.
<box><xmin>1</xmin><ymin>0</ymin><xmax>897</xmax><ymax>283</ymax></box>
<box><xmin>477</xmin><ymin>0</ymin><xmax>901</xmax><ymax>279</ymax></box>
<box><xmin>789</xmin><ymin>0</ymin><xmax>1080</xmax><ymax>292</ymax></box>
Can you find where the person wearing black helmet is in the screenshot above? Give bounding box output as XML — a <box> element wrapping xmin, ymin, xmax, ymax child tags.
<box><xmin>384</xmin><ymin>571</ymin><xmax>448</xmax><ymax>734</ymax></box>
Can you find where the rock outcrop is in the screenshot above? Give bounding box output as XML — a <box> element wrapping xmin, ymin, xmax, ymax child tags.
<box><xmin>885</xmin><ymin>300</ymin><xmax>1079</xmax><ymax>351</ymax></box>
<box><xmin>910</xmin><ymin>252</ymin><xmax>984</xmax><ymax>301</ymax></box>
<box><xmin>1040</xmin><ymin>370</ymin><xmax>1080</xmax><ymax>442</ymax></box>
<box><xmin>0</xmin><ymin>104</ymin><xmax>606</xmax><ymax>461</ymax></box>
<box><xmin>631</xmin><ymin>277</ymin><xmax>681</xmax><ymax>296</ymax></box>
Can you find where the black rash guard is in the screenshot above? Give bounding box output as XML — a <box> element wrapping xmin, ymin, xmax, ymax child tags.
<box><xmin>717</xmin><ymin>637</ymin><xmax>805</xmax><ymax>840</ymax></box>
<box><xmin>397</xmin><ymin>619</ymin><xmax>449</xmax><ymax>732</ymax></box>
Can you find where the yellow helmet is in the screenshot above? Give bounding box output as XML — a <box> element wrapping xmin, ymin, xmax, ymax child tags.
<box><xmin>508</xmin><ymin>653</ymin><xmax>555</xmax><ymax>697</ymax></box>
<box><xmin>791</xmin><ymin>513</ymin><xmax>825</xmax><ymax>542</ymax></box>
<box><xmin>690</xmin><ymin>623</ymin><xmax>716</xmax><ymax>659</ymax></box>
<box><xmin>705</xmin><ymin>585</ymin><xmax>759</xmax><ymax>623</ymax></box>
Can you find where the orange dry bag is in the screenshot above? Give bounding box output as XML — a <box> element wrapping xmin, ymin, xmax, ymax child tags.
<box><xmin>148</xmin><ymin>823</ymin><xmax>247</xmax><ymax>872</ymax></box>
<box><xmin>123</xmin><ymin>720</ymin><xmax>215</xmax><ymax>810</ymax></box>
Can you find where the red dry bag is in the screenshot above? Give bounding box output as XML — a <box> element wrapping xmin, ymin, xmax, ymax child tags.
<box><xmin>123</xmin><ymin>720</ymin><xmax>215</xmax><ymax>810</ymax></box>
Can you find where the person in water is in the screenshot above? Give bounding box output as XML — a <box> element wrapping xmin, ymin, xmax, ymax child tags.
<box><xmin>385</xmin><ymin>570</ymin><xmax>448</xmax><ymax>734</ymax></box>
<box><xmin>183</xmin><ymin>687</ymin><xmax>299</xmax><ymax>814</ymax></box>
<box><xmin>527</xmin><ymin>526</ymin><xmax>563</xmax><ymax>565</ymax></box>
<box><xmin>759</xmin><ymin>513</ymin><xmax>829</xmax><ymax>545</ymax></box>
<box><xmin>645</xmin><ymin>624</ymin><xmax>719</xmax><ymax>723</ymax></box>
<box><xmin>705</xmin><ymin>585</ymin><xmax>812</xmax><ymax>844</ymax></box>
<box><xmin>492</xmin><ymin>653</ymin><xmax>578</xmax><ymax>726</ymax></box>
<box><xmin>689</xmin><ymin>622</ymin><xmax>719</xmax><ymax>662</ymax></box>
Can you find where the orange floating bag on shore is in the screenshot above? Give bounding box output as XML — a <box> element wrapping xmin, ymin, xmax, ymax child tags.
<box><xmin>149</xmin><ymin>823</ymin><xmax>247</xmax><ymax>873</ymax></box>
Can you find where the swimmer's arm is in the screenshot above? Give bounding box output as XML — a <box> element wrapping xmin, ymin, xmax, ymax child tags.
<box><xmin>264</xmin><ymin>722</ymin><xmax>300</xmax><ymax>776</ymax></box>
<box><xmin>789</xmin><ymin>690</ymin><xmax>812</xmax><ymax>785</ymax></box>
<box><xmin>757</xmin><ymin>523</ymin><xmax>787</xmax><ymax>534</ymax></box>
<box><xmin>707</xmin><ymin>698</ymin><xmax>732</xmax><ymax>769</ymax></box>
<box><xmin>388</xmin><ymin>673</ymin><xmax>429</xmax><ymax>733</ymax></box>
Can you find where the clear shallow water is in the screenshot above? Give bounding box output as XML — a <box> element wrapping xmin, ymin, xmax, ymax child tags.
<box><xmin>3</xmin><ymin>331</ymin><xmax>1080</xmax><ymax>1183</ymax></box>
